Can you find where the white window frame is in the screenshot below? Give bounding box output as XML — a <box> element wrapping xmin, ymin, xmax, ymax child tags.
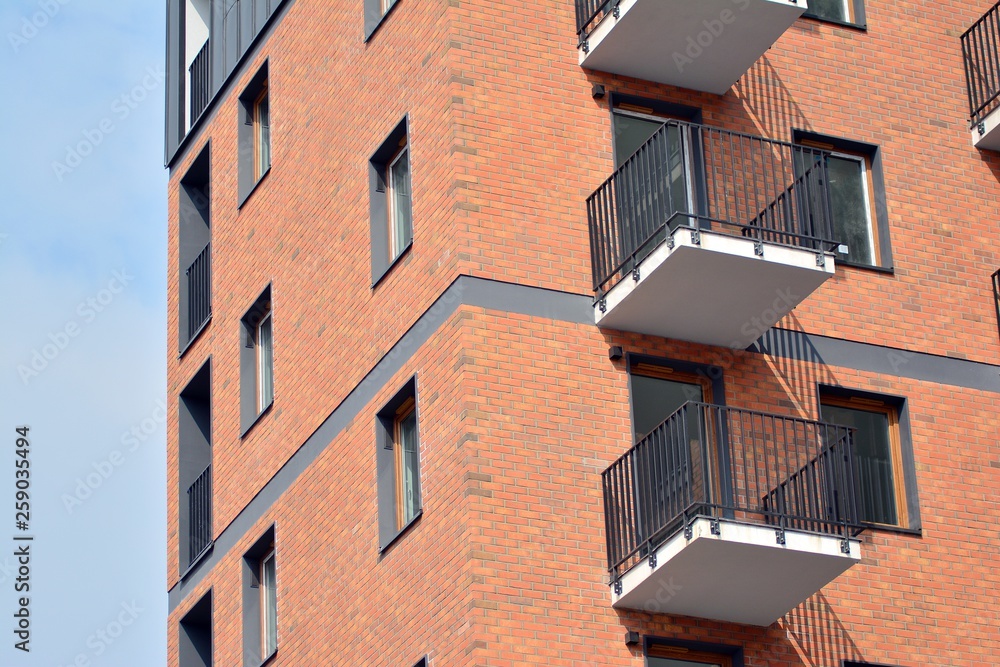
<box><xmin>387</xmin><ymin>140</ymin><xmax>411</xmax><ymax>260</ymax></box>
<box><xmin>256</xmin><ymin>309</ymin><xmax>273</xmax><ymax>413</ymax></box>
<box><xmin>828</xmin><ymin>149</ymin><xmax>876</xmax><ymax>265</ymax></box>
<box><xmin>260</xmin><ymin>548</ymin><xmax>277</xmax><ymax>658</ymax></box>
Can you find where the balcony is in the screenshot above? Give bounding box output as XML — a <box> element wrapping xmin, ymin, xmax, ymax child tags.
<box><xmin>189</xmin><ymin>39</ymin><xmax>211</xmax><ymax>126</ymax></box>
<box><xmin>186</xmin><ymin>243</ymin><xmax>211</xmax><ymax>341</ymax></box>
<box><xmin>588</xmin><ymin>120</ymin><xmax>838</xmax><ymax>349</ymax></box>
<box><xmin>963</xmin><ymin>2</ymin><xmax>1000</xmax><ymax>149</ymax></box>
<box><xmin>575</xmin><ymin>0</ymin><xmax>806</xmax><ymax>94</ymax></box>
<box><xmin>603</xmin><ymin>403</ymin><xmax>865</xmax><ymax>626</ymax></box>
<box><xmin>187</xmin><ymin>465</ymin><xmax>212</xmax><ymax>567</ymax></box>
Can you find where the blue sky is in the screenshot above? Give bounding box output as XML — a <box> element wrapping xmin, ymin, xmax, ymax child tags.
<box><xmin>1</xmin><ymin>1</ymin><xmax>167</xmax><ymax>664</ymax></box>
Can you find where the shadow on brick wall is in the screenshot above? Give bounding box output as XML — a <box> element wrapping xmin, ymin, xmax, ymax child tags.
<box><xmin>779</xmin><ymin>592</ymin><xmax>864</xmax><ymax>666</ymax></box>
<box><xmin>733</xmin><ymin>56</ymin><xmax>812</xmax><ymax>141</ymax></box>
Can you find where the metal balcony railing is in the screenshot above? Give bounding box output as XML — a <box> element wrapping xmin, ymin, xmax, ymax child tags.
<box><xmin>587</xmin><ymin>120</ymin><xmax>838</xmax><ymax>297</ymax></box>
<box><xmin>575</xmin><ymin>0</ymin><xmax>613</xmax><ymax>38</ymax></box>
<box><xmin>602</xmin><ymin>402</ymin><xmax>865</xmax><ymax>580</ymax></box>
<box><xmin>189</xmin><ymin>39</ymin><xmax>211</xmax><ymax>123</ymax></box>
<box><xmin>962</xmin><ymin>2</ymin><xmax>1000</xmax><ymax>126</ymax></box>
<box><xmin>187</xmin><ymin>465</ymin><xmax>212</xmax><ymax>566</ymax></box>
<box><xmin>186</xmin><ymin>243</ymin><xmax>211</xmax><ymax>340</ymax></box>
<box><xmin>993</xmin><ymin>269</ymin><xmax>1000</xmax><ymax>341</ymax></box>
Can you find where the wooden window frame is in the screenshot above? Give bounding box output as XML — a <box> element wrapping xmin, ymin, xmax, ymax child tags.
<box><xmin>648</xmin><ymin>644</ymin><xmax>733</xmax><ymax>666</ymax></box>
<box><xmin>393</xmin><ymin>396</ymin><xmax>418</xmax><ymax>529</ymax></box>
<box><xmin>820</xmin><ymin>393</ymin><xmax>908</xmax><ymax>527</ymax></box>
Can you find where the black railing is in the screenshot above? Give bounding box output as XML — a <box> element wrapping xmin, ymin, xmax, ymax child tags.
<box><xmin>962</xmin><ymin>2</ymin><xmax>1000</xmax><ymax>126</ymax></box>
<box><xmin>186</xmin><ymin>243</ymin><xmax>211</xmax><ymax>339</ymax></box>
<box><xmin>587</xmin><ymin>120</ymin><xmax>838</xmax><ymax>297</ymax></box>
<box><xmin>602</xmin><ymin>402</ymin><xmax>865</xmax><ymax>580</ymax></box>
<box><xmin>189</xmin><ymin>39</ymin><xmax>211</xmax><ymax>123</ymax></box>
<box><xmin>575</xmin><ymin>0</ymin><xmax>612</xmax><ymax>37</ymax></box>
<box><xmin>187</xmin><ymin>465</ymin><xmax>212</xmax><ymax>566</ymax></box>
<box><xmin>993</xmin><ymin>269</ymin><xmax>1000</xmax><ymax>341</ymax></box>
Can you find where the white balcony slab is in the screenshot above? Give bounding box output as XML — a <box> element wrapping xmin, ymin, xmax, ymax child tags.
<box><xmin>972</xmin><ymin>106</ymin><xmax>1000</xmax><ymax>150</ymax></box>
<box><xmin>612</xmin><ymin>517</ymin><xmax>861</xmax><ymax>626</ymax></box>
<box><xmin>594</xmin><ymin>226</ymin><xmax>834</xmax><ymax>348</ymax></box>
<box><xmin>579</xmin><ymin>0</ymin><xmax>806</xmax><ymax>94</ymax></box>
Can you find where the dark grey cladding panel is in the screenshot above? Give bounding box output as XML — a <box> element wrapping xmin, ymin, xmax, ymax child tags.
<box><xmin>169</xmin><ymin>276</ymin><xmax>1000</xmax><ymax>609</ymax></box>
<box><xmin>754</xmin><ymin>327</ymin><xmax>1000</xmax><ymax>393</ymax></box>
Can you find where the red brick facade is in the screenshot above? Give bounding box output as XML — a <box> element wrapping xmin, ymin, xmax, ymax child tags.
<box><xmin>167</xmin><ymin>0</ymin><xmax>1000</xmax><ymax>665</ymax></box>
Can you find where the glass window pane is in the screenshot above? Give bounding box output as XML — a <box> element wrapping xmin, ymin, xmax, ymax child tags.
<box><xmin>256</xmin><ymin>92</ymin><xmax>271</xmax><ymax>176</ymax></box>
<box><xmin>820</xmin><ymin>403</ymin><xmax>897</xmax><ymax>525</ymax></box>
<box><xmin>613</xmin><ymin>113</ymin><xmax>664</xmax><ymax>166</ymax></box>
<box><xmin>631</xmin><ymin>375</ymin><xmax>703</xmax><ymax>441</ymax></box>
<box><xmin>808</xmin><ymin>0</ymin><xmax>849</xmax><ymax>21</ymax></box>
<box><xmin>390</xmin><ymin>149</ymin><xmax>411</xmax><ymax>256</ymax></box>
<box><xmin>399</xmin><ymin>411</ymin><xmax>419</xmax><ymax>523</ymax></box>
<box><xmin>650</xmin><ymin>659</ymin><xmax>722</xmax><ymax>667</ymax></box>
<box><xmin>826</xmin><ymin>154</ymin><xmax>873</xmax><ymax>265</ymax></box>
<box><xmin>258</xmin><ymin>314</ymin><xmax>273</xmax><ymax>410</ymax></box>
<box><xmin>261</xmin><ymin>553</ymin><xmax>277</xmax><ymax>655</ymax></box>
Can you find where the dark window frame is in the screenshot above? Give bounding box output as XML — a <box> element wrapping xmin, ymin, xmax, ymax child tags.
<box><xmin>242</xmin><ymin>525</ymin><xmax>278</xmax><ymax>667</ymax></box>
<box><xmin>802</xmin><ymin>0</ymin><xmax>867</xmax><ymax>29</ymax></box>
<box><xmin>645</xmin><ymin>637</ymin><xmax>744</xmax><ymax>667</ymax></box>
<box><xmin>793</xmin><ymin>130</ymin><xmax>893</xmax><ymax>272</ymax></box>
<box><xmin>369</xmin><ymin>116</ymin><xmax>413</xmax><ymax>287</ymax></box>
<box><xmin>817</xmin><ymin>384</ymin><xmax>922</xmax><ymax>533</ymax></box>
<box><xmin>364</xmin><ymin>0</ymin><xmax>403</xmax><ymax>41</ymax></box>
<box><xmin>240</xmin><ymin>285</ymin><xmax>275</xmax><ymax>437</ymax></box>
<box><xmin>376</xmin><ymin>376</ymin><xmax>422</xmax><ymax>552</ymax></box>
<box><xmin>238</xmin><ymin>61</ymin><xmax>271</xmax><ymax>207</ymax></box>
<box><xmin>179</xmin><ymin>360</ymin><xmax>213</xmax><ymax>576</ymax></box>
<box><xmin>179</xmin><ymin>142</ymin><xmax>213</xmax><ymax>355</ymax></box>
<box><xmin>179</xmin><ymin>590</ymin><xmax>214</xmax><ymax>667</ymax></box>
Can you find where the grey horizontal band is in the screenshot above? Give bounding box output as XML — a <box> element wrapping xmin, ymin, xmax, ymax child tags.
<box><xmin>169</xmin><ymin>275</ymin><xmax>1000</xmax><ymax>610</ymax></box>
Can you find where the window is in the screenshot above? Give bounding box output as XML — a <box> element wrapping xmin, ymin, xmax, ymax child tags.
<box><xmin>256</xmin><ymin>307</ymin><xmax>273</xmax><ymax>412</ymax></box>
<box><xmin>630</xmin><ymin>362</ymin><xmax>712</xmax><ymax>442</ymax></box>
<box><xmin>242</xmin><ymin>527</ymin><xmax>277</xmax><ymax>666</ymax></box>
<box><xmin>369</xmin><ymin>117</ymin><xmax>413</xmax><ymax>285</ymax></box>
<box><xmin>260</xmin><ymin>550</ymin><xmax>277</xmax><ymax>656</ymax></box>
<box><xmin>387</xmin><ymin>137</ymin><xmax>412</xmax><ymax>261</ymax></box>
<box><xmin>238</xmin><ymin>63</ymin><xmax>271</xmax><ymax>206</ymax></box>
<box><xmin>819</xmin><ymin>388</ymin><xmax>919</xmax><ymax>529</ymax></box>
<box><xmin>804</xmin><ymin>0</ymin><xmax>865</xmax><ymax>26</ymax></box>
<box><xmin>376</xmin><ymin>378</ymin><xmax>422</xmax><ymax>551</ymax></box>
<box><xmin>364</xmin><ymin>0</ymin><xmax>401</xmax><ymax>40</ymax></box>
<box><xmin>179</xmin><ymin>591</ymin><xmax>213</xmax><ymax>667</ymax></box>
<box><xmin>253</xmin><ymin>83</ymin><xmax>271</xmax><ymax>180</ymax></box>
<box><xmin>794</xmin><ymin>131</ymin><xmax>891</xmax><ymax>269</ymax></box>
<box><xmin>240</xmin><ymin>286</ymin><xmax>274</xmax><ymax>435</ymax></box>
<box><xmin>646</xmin><ymin>639</ymin><xmax>743</xmax><ymax>667</ymax></box>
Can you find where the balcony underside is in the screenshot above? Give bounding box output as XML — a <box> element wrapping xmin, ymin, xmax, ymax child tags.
<box><xmin>612</xmin><ymin>517</ymin><xmax>861</xmax><ymax>626</ymax></box>
<box><xmin>578</xmin><ymin>0</ymin><xmax>805</xmax><ymax>94</ymax></box>
<box><xmin>972</xmin><ymin>105</ymin><xmax>1000</xmax><ymax>150</ymax></box>
<box><xmin>594</xmin><ymin>226</ymin><xmax>834</xmax><ymax>349</ymax></box>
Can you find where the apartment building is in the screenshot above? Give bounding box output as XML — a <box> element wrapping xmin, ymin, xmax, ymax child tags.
<box><xmin>164</xmin><ymin>0</ymin><xmax>1000</xmax><ymax>665</ymax></box>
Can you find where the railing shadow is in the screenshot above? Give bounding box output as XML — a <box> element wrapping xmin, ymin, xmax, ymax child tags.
<box><xmin>779</xmin><ymin>592</ymin><xmax>864</xmax><ymax>666</ymax></box>
<box><xmin>751</xmin><ymin>312</ymin><xmax>838</xmax><ymax>416</ymax></box>
<box><xmin>732</xmin><ymin>55</ymin><xmax>813</xmax><ymax>140</ymax></box>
